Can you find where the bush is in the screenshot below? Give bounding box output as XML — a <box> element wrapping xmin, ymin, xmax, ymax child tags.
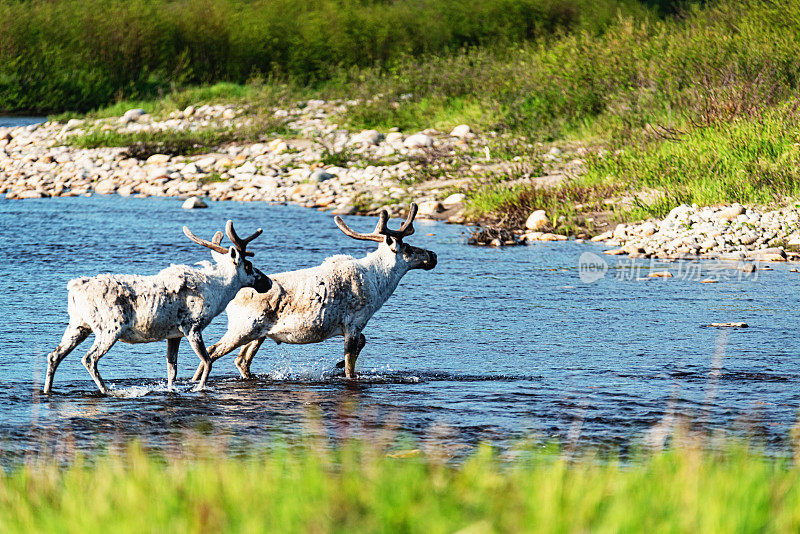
<box><xmin>0</xmin><ymin>0</ymin><xmax>642</xmax><ymax>113</ymax></box>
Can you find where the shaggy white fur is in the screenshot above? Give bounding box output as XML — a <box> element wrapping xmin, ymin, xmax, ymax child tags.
<box><xmin>191</xmin><ymin>237</ymin><xmax>437</xmax><ymax>380</ymax></box>
<box><xmin>44</xmin><ymin>237</ymin><xmax>268</xmax><ymax>395</ymax></box>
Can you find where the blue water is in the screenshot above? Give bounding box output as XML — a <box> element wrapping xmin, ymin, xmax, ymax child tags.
<box><xmin>0</xmin><ymin>116</ymin><xmax>45</xmax><ymax>128</ymax></box>
<box><xmin>1</xmin><ymin>195</ymin><xmax>798</xmax><ymax>462</ymax></box>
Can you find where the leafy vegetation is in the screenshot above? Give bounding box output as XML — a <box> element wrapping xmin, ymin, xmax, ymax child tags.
<box><xmin>11</xmin><ymin>0</ymin><xmax>800</xmax><ymax>224</ymax></box>
<box><xmin>579</xmin><ymin>104</ymin><xmax>800</xmax><ymax>218</ymax></box>
<box><xmin>64</xmin><ymin>112</ymin><xmax>292</xmax><ymax>157</ymax></box>
<box><xmin>2</xmin><ymin>439</ymin><xmax>800</xmax><ymax>533</ymax></box>
<box><xmin>0</xmin><ymin>0</ymin><xmax>643</xmax><ymax>113</ymax></box>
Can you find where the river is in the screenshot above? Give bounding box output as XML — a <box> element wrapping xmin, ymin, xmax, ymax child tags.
<box><xmin>0</xmin><ymin>195</ymin><xmax>797</xmax><ymax>463</ymax></box>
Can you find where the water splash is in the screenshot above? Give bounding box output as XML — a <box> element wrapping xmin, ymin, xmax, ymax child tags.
<box><xmin>107</xmin><ymin>381</ymin><xmax>197</xmax><ymax>398</ymax></box>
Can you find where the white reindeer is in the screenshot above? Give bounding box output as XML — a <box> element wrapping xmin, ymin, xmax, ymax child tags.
<box><xmin>191</xmin><ymin>203</ymin><xmax>437</xmax><ymax>381</ymax></box>
<box><xmin>43</xmin><ymin>221</ymin><xmax>271</xmax><ymax>394</ymax></box>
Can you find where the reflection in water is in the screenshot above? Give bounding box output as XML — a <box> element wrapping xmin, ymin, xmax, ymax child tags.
<box><xmin>0</xmin><ymin>196</ymin><xmax>799</xmax><ymax>465</ymax></box>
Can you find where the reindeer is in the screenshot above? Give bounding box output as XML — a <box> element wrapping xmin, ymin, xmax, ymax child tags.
<box><xmin>191</xmin><ymin>203</ymin><xmax>437</xmax><ymax>381</ymax></box>
<box><xmin>43</xmin><ymin>221</ymin><xmax>271</xmax><ymax>394</ymax></box>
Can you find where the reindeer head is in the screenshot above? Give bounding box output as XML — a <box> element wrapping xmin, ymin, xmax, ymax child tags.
<box><xmin>183</xmin><ymin>220</ymin><xmax>272</xmax><ymax>292</ymax></box>
<box><xmin>334</xmin><ymin>203</ymin><xmax>437</xmax><ymax>271</ymax></box>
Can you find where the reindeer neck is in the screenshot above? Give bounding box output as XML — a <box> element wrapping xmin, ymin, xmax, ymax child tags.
<box><xmin>359</xmin><ymin>246</ymin><xmax>410</xmax><ymax>300</ymax></box>
<box><xmin>199</xmin><ymin>262</ymin><xmax>244</xmax><ymax>313</ymax></box>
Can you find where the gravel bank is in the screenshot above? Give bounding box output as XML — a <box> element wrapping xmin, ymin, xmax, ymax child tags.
<box><xmin>0</xmin><ymin>100</ymin><xmax>506</xmax><ymax>221</ymax></box>
<box><xmin>593</xmin><ymin>203</ymin><xmax>800</xmax><ymax>261</ymax></box>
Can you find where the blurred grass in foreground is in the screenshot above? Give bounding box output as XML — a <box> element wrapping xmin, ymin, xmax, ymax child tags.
<box><xmin>2</xmin><ymin>437</ymin><xmax>800</xmax><ymax>533</ymax></box>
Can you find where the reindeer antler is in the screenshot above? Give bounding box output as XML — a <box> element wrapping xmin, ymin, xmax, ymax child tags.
<box><xmin>381</xmin><ymin>202</ymin><xmax>417</xmax><ymax>240</ymax></box>
<box><xmin>225</xmin><ymin>220</ymin><xmax>262</xmax><ymax>258</ymax></box>
<box><xmin>335</xmin><ymin>203</ymin><xmax>418</xmax><ymax>243</ymax></box>
<box><xmin>184</xmin><ymin>226</ymin><xmax>229</xmax><ymax>254</ymax></box>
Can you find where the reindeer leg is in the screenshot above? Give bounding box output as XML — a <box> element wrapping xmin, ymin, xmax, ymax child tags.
<box><xmin>235</xmin><ymin>337</ymin><xmax>265</xmax><ymax>379</ymax></box>
<box><xmin>81</xmin><ymin>334</ymin><xmax>118</xmax><ymax>395</ymax></box>
<box><xmin>43</xmin><ymin>322</ymin><xmax>91</xmax><ymax>394</ymax></box>
<box><xmin>190</xmin><ymin>343</ymin><xmax>215</xmax><ymax>383</ymax></box>
<box><xmin>337</xmin><ymin>333</ymin><xmax>365</xmax><ymax>372</ymax></box>
<box><xmin>190</xmin><ymin>331</ymin><xmax>250</xmax><ymax>382</ymax></box>
<box><xmin>166</xmin><ymin>337</ymin><xmax>180</xmax><ymax>390</ymax></box>
<box><xmin>184</xmin><ymin>329</ymin><xmax>213</xmax><ymax>391</ymax></box>
<box><xmin>343</xmin><ymin>332</ymin><xmax>364</xmax><ymax>379</ymax></box>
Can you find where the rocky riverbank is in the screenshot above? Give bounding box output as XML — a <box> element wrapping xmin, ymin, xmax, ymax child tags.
<box><xmin>0</xmin><ymin>100</ymin><xmax>556</xmax><ymax>224</ymax></box>
<box><xmin>5</xmin><ymin>102</ymin><xmax>800</xmax><ymax>258</ymax></box>
<box><xmin>591</xmin><ymin>203</ymin><xmax>800</xmax><ymax>261</ymax></box>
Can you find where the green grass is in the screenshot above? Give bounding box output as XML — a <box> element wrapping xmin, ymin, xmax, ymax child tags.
<box><xmin>21</xmin><ymin>0</ymin><xmax>800</xmax><ymax>224</ymax></box>
<box><xmin>63</xmin><ymin>110</ymin><xmax>294</xmax><ymax>156</ymax></box>
<box><xmin>50</xmin><ymin>82</ymin><xmax>266</xmax><ymax>122</ymax></box>
<box><xmin>319</xmin><ymin>146</ymin><xmax>354</xmax><ymax>167</ymax></box>
<box><xmin>344</xmin><ymin>96</ymin><xmax>493</xmax><ymax>134</ymax></box>
<box><xmin>66</xmin><ymin>129</ymin><xmax>242</xmax><ymax>158</ymax></box>
<box><xmin>341</xmin><ymin>0</ymin><xmax>800</xmax><ymax>141</ymax></box>
<box><xmin>465</xmin><ymin>180</ymin><xmax>618</xmax><ymax>233</ymax></box>
<box><xmin>2</xmin><ymin>439</ymin><xmax>800</xmax><ymax>533</ymax></box>
<box><xmin>0</xmin><ymin>0</ymin><xmax>639</xmax><ymax>113</ymax></box>
<box><xmin>580</xmin><ymin>104</ymin><xmax>800</xmax><ymax>219</ymax></box>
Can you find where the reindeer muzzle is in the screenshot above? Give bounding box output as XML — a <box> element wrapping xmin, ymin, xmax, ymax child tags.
<box><xmin>422</xmin><ymin>251</ymin><xmax>437</xmax><ymax>270</ymax></box>
<box><xmin>253</xmin><ymin>270</ymin><xmax>272</xmax><ymax>293</ymax></box>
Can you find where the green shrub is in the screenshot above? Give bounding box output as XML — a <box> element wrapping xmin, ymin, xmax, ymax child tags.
<box><xmin>0</xmin><ymin>0</ymin><xmax>641</xmax><ymax>113</ymax></box>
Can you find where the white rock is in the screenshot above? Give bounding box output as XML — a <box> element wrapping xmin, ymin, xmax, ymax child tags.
<box><xmin>787</xmin><ymin>234</ymin><xmax>800</xmax><ymax>246</ymax></box>
<box><xmin>639</xmin><ymin>221</ymin><xmax>657</xmax><ymax>236</ymax></box>
<box><xmin>288</xmin><ymin>183</ymin><xmax>318</xmax><ymax>198</ymax></box>
<box><xmin>249</xmin><ymin>143</ymin><xmax>267</xmax><ymax>156</ymax></box>
<box><xmin>146</xmin><ymin>154</ymin><xmax>170</xmax><ymax>165</ymax></box>
<box><xmin>121</xmin><ymin>108</ymin><xmax>147</xmax><ymax>123</ymax></box>
<box><xmin>666</xmin><ymin>204</ymin><xmax>692</xmax><ymax>220</ymax></box>
<box><xmin>117</xmin><ymin>184</ymin><xmax>134</xmax><ymax>196</ymax></box>
<box><xmin>65</xmin><ymin>119</ymin><xmax>85</xmax><ymax>130</ymax></box>
<box><xmin>183</xmin><ymin>105</ymin><xmax>196</xmax><ymax>116</ymax></box>
<box><xmin>450</xmin><ymin>124</ymin><xmax>471</xmax><ymax>138</ymax></box>
<box><xmin>94</xmin><ymin>179</ymin><xmax>116</xmax><ymax>195</ymax></box>
<box><xmin>332</xmin><ymin>204</ymin><xmax>356</xmax><ymax>215</ymax></box>
<box><xmin>194</xmin><ymin>156</ymin><xmax>217</xmax><ymax>170</ymax></box>
<box><xmin>386</xmin><ymin>132</ymin><xmax>404</xmax><ymax>144</ymax></box>
<box><xmin>15</xmin><ymin>189</ymin><xmax>45</xmax><ymax>199</ymax></box>
<box><xmin>403</xmin><ymin>133</ymin><xmax>434</xmax><ymax>149</ymax></box>
<box><xmin>739</xmin><ymin>234</ymin><xmax>758</xmax><ymax>246</ymax></box>
<box><xmin>147</xmin><ymin>166</ymin><xmax>169</xmax><ymax>178</ymax></box>
<box><xmin>715</xmin><ymin>203</ymin><xmax>745</xmax><ymax>221</ymax></box>
<box><xmin>182</xmin><ymin>197</ymin><xmax>208</xmax><ymax>209</ymax></box>
<box><xmin>591</xmin><ymin>231</ymin><xmax>613</xmax><ymax>242</ymax></box>
<box><xmin>442</xmin><ymin>193</ymin><xmax>466</xmax><ymax>206</ymax></box>
<box><xmin>233</xmin><ymin>161</ymin><xmax>257</xmax><ymax>174</ymax></box>
<box><xmin>355</xmin><ymin>129</ymin><xmax>382</xmax><ymax>145</ymax></box>
<box><xmin>418</xmin><ymin>200</ymin><xmax>444</xmax><ymax>217</ymax></box>
<box><xmin>268</xmin><ymin>138</ymin><xmax>288</xmax><ymax>153</ymax></box>
<box><xmin>525</xmin><ymin>210</ymin><xmax>549</xmax><ymax>231</ymax></box>
<box><xmin>222</xmin><ymin>109</ymin><xmax>237</xmax><ymax>120</ymax></box>
<box><xmin>182</xmin><ymin>163</ymin><xmax>199</xmax><ymax>174</ymax></box>
<box><xmin>252</xmin><ymin>176</ymin><xmax>279</xmax><ymax>190</ymax></box>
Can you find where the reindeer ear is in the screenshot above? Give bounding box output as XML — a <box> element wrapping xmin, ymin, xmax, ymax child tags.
<box><xmin>229</xmin><ymin>246</ymin><xmax>240</xmax><ymax>264</ymax></box>
<box><xmin>385</xmin><ymin>236</ymin><xmax>398</xmax><ymax>252</ymax></box>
